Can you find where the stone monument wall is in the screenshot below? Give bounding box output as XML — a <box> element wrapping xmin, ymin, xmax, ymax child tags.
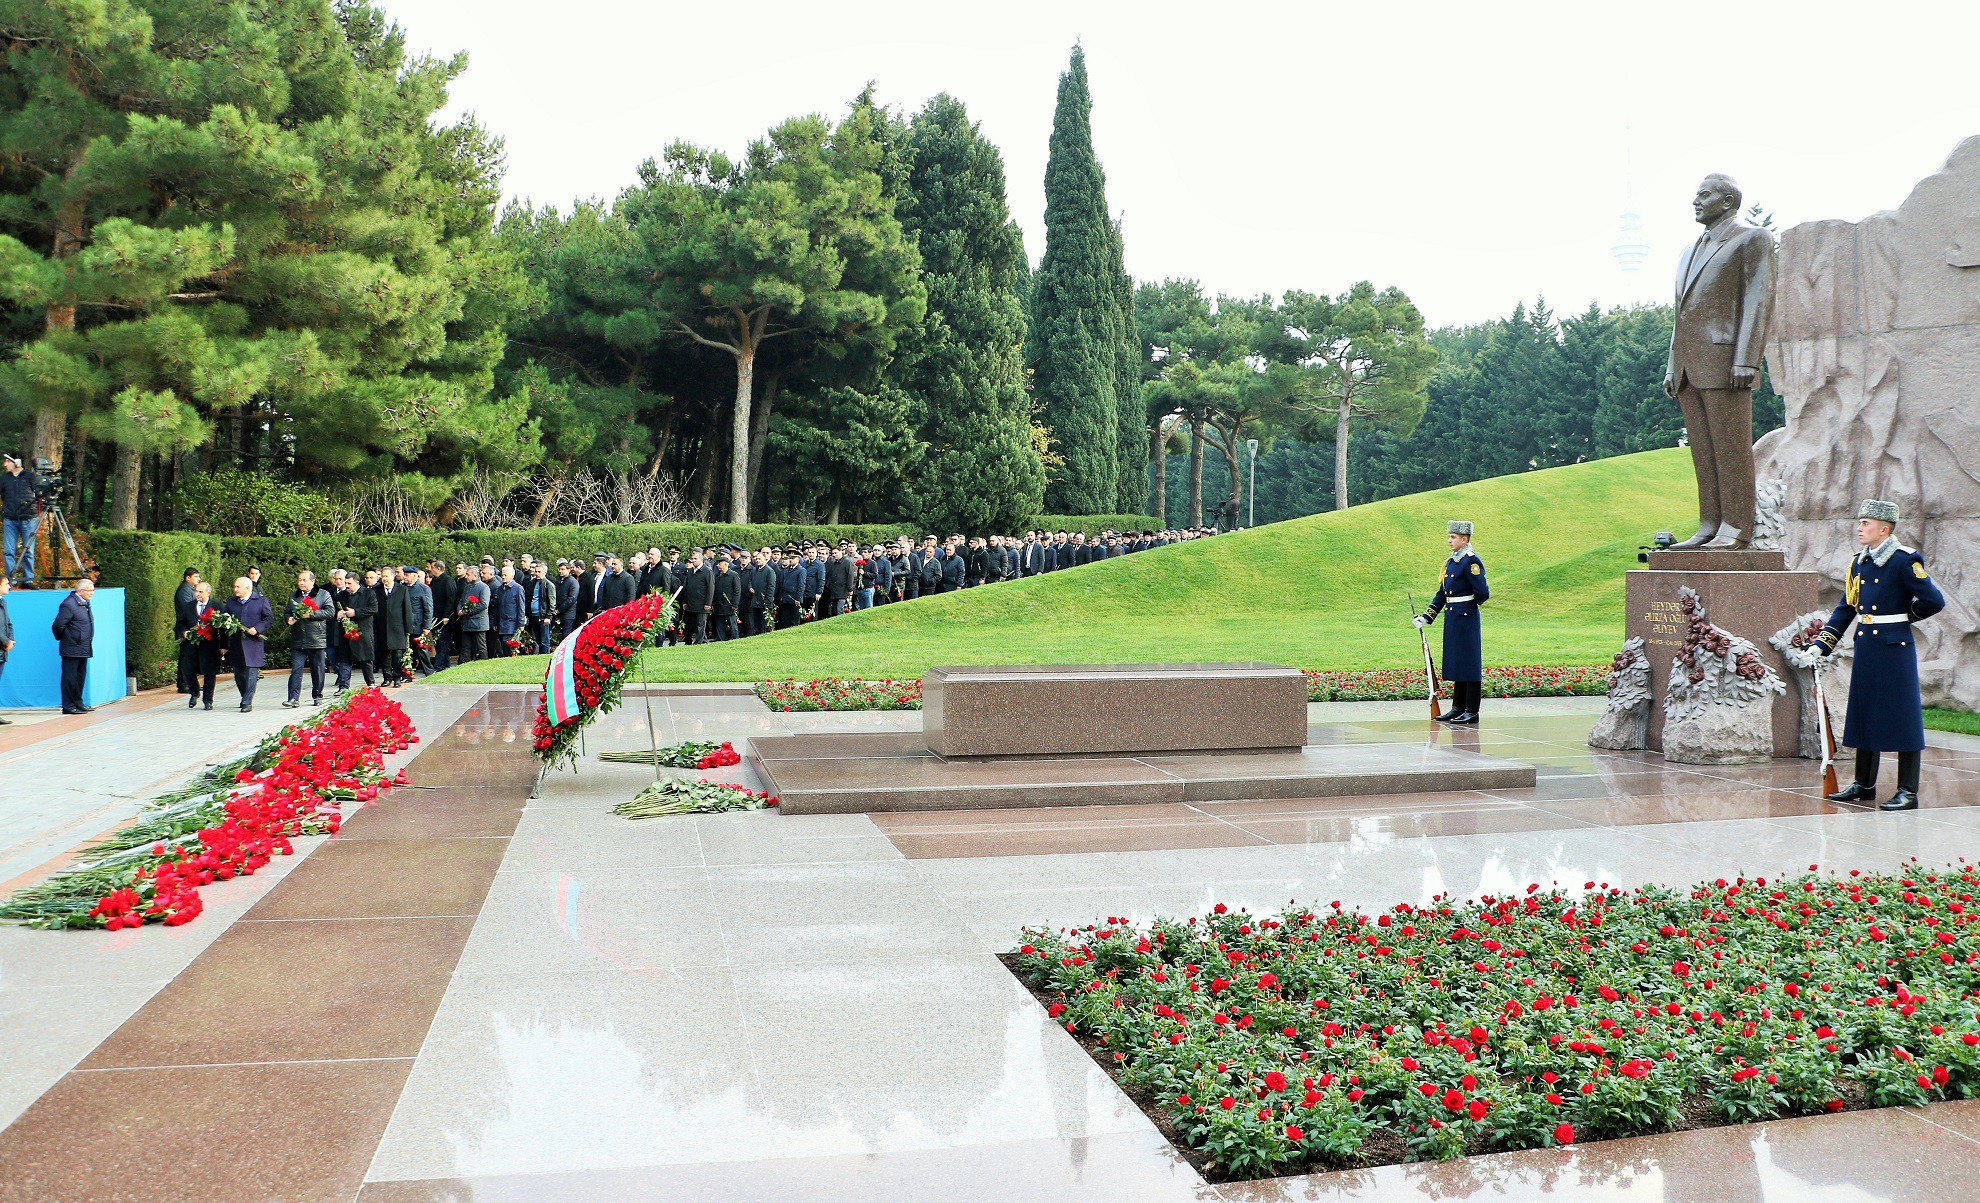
<box><xmin>1757</xmin><ymin>135</ymin><xmax>1980</xmax><ymax>711</ymax></box>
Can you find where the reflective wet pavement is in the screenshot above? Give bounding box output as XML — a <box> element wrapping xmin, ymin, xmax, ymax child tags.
<box><xmin>5</xmin><ymin>684</ymin><xmax>1980</xmax><ymax>1200</ymax></box>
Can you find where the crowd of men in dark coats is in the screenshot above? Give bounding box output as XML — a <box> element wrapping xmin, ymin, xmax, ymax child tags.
<box><xmin>505</xmin><ymin>525</ymin><xmax>1221</xmax><ymax>651</ymax></box>
<box><xmin>161</xmin><ymin>526</ymin><xmax>1219</xmax><ymax>708</ymax></box>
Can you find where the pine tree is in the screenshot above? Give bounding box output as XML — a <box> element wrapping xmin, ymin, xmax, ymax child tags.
<box><xmin>899</xmin><ymin>93</ymin><xmax>1043</xmax><ymax>533</ymax></box>
<box><xmin>0</xmin><ymin>0</ymin><xmax>530</xmax><ymax>523</ymax></box>
<box><xmin>1027</xmin><ymin>45</ymin><xmax>1119</xmax><ymax>513</ymax></box>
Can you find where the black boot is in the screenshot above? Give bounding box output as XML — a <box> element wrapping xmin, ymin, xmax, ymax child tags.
<box><xmin>1447</xmin><ymin>682</ymin><xmax>1480</xmax><ymax>725</ymax></box>
<box><xmin>1829</xmin><ymin>750</ymin><xmax>1879</xmax><ymax>804</ymax></box>
<box><xmin>1881</xmin><ymin>752</ymin><xmax>1922</xmax><ymax>811</ymax></box>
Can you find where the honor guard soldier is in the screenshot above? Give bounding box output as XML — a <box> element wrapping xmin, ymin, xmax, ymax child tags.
<box><xmin>1816</xmin><ymin>499</ymin><xmax>1945</xmax><ymax>811</ymax></box>
<box><xmin>1415</xmin><ymin>520</ymin><xmax>1489</xmax><ymax>724</ymax></box>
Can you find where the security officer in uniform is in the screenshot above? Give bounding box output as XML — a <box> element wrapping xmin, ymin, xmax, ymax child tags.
<box><xmin>1415</xmin><ymin>520</ymin><xmax>1489</xmax><ymax>725</ymax></box>
<box><xmin>1815</xmin><ymin>499</ymin><xmax>1945</xmax><ymax>811</ymax></box>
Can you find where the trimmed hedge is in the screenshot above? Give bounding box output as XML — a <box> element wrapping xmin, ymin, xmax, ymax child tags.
<box><xmin>1033</xmin><ymin>514</ymin><xmax>1161</xmax><ymax>536</ymax></box>
<box><xmin>88</xmin><ymin>530</ymin><xmax>224</xmax><ymax>687</ymax></box>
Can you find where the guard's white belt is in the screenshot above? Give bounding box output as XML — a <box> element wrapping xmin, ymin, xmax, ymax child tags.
<box><xmin>1861</xmin><ymin>613</ymin><xmax>1910</xmax><ymax>625</ymax></box>
<box><xmin>1444</xmin><ymin>594</ymin><xmax>1476</xmax><ymax>604</ymax></box>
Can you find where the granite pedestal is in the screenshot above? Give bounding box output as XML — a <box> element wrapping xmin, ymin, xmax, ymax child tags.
<box><xmin>923</xmin><ymin>663</ymin><xmax>1308</xmax><ymax>758</ymax></box>
<box><xmin>1625</xmin><ymin>554</ymin><xmax>1821</xmax><ymax>757</ymax></box>
<box><xmin>750</xmin><ymin>663</ymin><xmax>1536</xmax><ymax>816</ymax></box>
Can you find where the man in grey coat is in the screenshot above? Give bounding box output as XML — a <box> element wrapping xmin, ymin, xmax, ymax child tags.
<box><xmin>456</xmin><ymin>570</ymin><xmax>492</xmax><ymax>663</ymax></box>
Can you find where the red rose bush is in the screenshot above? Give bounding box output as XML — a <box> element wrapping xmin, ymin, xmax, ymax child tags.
<box><xmin>0</xmin><ymin>689</ymin><xmax>415</xmax><ymax>930</ymax></box>
<box><xmin>1012</xmin><ymin>864</ymin><xmax>1980</xmax><ymax>1179</ymax></box>
<box><xmin>531</xmin><ymin>592</ymin><xmax>674</xmax><ymax>769</ymax></box>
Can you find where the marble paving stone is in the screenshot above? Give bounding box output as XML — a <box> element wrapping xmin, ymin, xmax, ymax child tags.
<box><xmin>944</xmin><ymin>886</ymin><xmax>1191</xmax><ymax>950</ymax></box>
<box><xmin>1531</xmin><ymin>790</ymin><xmax>1840</xmax><ymax>826</ymax></box>
<box><xmin>1918</xmin><ymin>808</ymin><xmax>1980</xmax><ymax>832</ymax></box>
<box><xmin>0</xmin><ymin>983</ymin><xmax>159</xmax><ymax>1130</ymax></box>
<box><xmin>733</xmin><ymin>954</ymin><xmax>1153</xmax><ymax>1154</ymax></box>
<box><xmin>1482</xmin><ymin>771</ymin><xmax>1787</xmax><ymax>803</ymax></box>
<box><xmin>693</xmin><ymin>811</ymin><xmax>903</xmax><ymax>867</ymax></box>
<box><xmin>669</xmin><ymin>712</ymin><xmax>793</xmax><ymax>740</ymax></box>
<box><xmin>1220</xmin><ymin>1104</ymin><xmax>1980</xmax><ymax>1202</ymax></box>
<box><xmin>79</xmin><ymin>916</ymin><xmax>474</xmax><ymax>1067</ymax></box>
<box><xmin>1614</xmin><ymin>817</ymin><xmax>1888</xmax><ymax>876</ymax></box>
<box><xmin>364</xmin><ymin>966</ymin><xmax>766</xmax><ymax>1181</ymax></box>
<box><xmin>246</xmin><ymin>835</ymin><xmax>508</xmax><ymax>920</ymax></box>
<box><xmin>0</xmin><ymin>1059</ymin><xmax>413</xmax><ymax>1203</ymax></box>
<box><xmin>1907</xmin><ymin>1098</ymin><xmax>1980</xmax><ymax>1143</ymax></box>
<box><xmin>750</xmin><ymin>731</ymin><xmax>929</xmax><ymax>761</ymax></box>
<box><xmin>1186</xmin><ymin>791</ymin><xmax>1507</xmax><ymax>818</ymax></box>
<box><xmin>869</xmin><ymin>802</ymin><xmax>1205</xmax><ymax>830</ymax></box>
<box><xmin>1757</xmin><ymin>811</ymin><xmax>1980</xmax><ymax>868</ymax></box>
<box><xmin>884</xmin><ymin>820</ymin><xmax>1269</xmax><ymax>860</ymax></box>
<box><xmin>707</xmin><ymin>860</ymin><xmax>988</xmax><ymax>966</ymax></box>
<box><xmin>762</xmin><ymin>756</ymin><xmax>1190</xmax><ymax>816</ymax></box>
<box><xmin>906</xmin><ymin>851</ymin><xmax>1148</xmax><ymax>893</ymax></box>
<box><xmin>500</xmin><ymin>806</ymin><xmax>703</xmax><ymax>872</ymax></box>
<box><xmin>337</xmin><ymin>785</ymin><xmax>526</xmax><ymax>841</ymax></box>
<box><xmin>1221</xmin><ymin>805</ymin><xmax>1587</xmax><ymax>847</ymax></box>
<box><xmin>457</xmin><ymin>867</ymin><xmax>726</xmax><ymax>975</ymax></box>
<box><xmin>1364</xmin><ymin>828</ymin><xmax>1747</xmax><ymax>904</ymax></box>
<box><xmin>1104</xmin><ymin>842</ymin><xmax>1339</xmax><ymax>888</ymax></box>
<box><xmin>358</xmin><ymin>1129</ymin><xmax>1206</xmax><ymax>1202</ymax></box>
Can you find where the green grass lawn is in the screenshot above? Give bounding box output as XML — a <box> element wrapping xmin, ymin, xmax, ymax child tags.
<box><xmin>1926</xmin><ymin>709</ymin><xmax>1980</xmax><ymax>736</ymax></box>
<box><xmin>434</xmin><ymin>448</ymin><xmax>1700</xmax><ymax>685</ymax></box>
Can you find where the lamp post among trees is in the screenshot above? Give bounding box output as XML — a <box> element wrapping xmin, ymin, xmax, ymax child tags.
<box><xmin>1246</xmin><ymin>438</ymin><xmax>1259</xmax><ymax>527</ymax></box>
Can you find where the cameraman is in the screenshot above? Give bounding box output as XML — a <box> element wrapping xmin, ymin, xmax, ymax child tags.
<box><xmin>1</xmin><ymin>453</ymin><xmax>39</xmax><ymax>587</ymax></box>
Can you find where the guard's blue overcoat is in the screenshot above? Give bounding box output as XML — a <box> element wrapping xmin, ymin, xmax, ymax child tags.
<box><xmin>1427</xmin><ymin>549</ymin><xmax>1488</xmax><ymax>683</ymax></box>
<box><xmin>1817</xmin><ymin>540</ymin><xmax>1945</xmax><ymax>751</ymax></box>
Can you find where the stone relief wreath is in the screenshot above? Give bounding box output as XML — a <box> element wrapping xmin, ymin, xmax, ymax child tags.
<box><xmin>1662</xmin><ymin>587</ymin><xmax>1784</xmax><ymax>765</ymax></box>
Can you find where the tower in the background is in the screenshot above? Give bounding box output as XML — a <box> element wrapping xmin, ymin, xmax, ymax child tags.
<box><xmin>1611</xmin><ymin>130</ymin><xmax>1649</xmax><ymax>272</ymax></box>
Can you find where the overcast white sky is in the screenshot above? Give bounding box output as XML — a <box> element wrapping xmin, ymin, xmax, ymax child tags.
<box><xmin>379</xmin><ymin>0</ymin><xmax>1980</xmax><ymax>327</ymax></box>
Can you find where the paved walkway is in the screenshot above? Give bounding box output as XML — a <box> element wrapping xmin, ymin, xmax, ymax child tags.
<box><xmin>3</xmin><ymin>684</ymin><xmax>1980</xmax><ymax>1199</ymax></box>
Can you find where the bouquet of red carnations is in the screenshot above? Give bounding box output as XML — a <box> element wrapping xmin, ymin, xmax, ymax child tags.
<box><xmin>181</xmin><ymin>610</ymin><xmax>245</xmax><ymax>644</ymax></box>
<box><xmin>0</xmin><ymin>690</ymin><xmax>416</xmax><ymax>930</ymax></box>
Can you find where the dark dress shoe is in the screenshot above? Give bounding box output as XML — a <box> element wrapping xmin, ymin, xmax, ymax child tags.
<box><xmin>1433</xmin><ymin>711</ymin><xmax>1458</xmax><ymax>723</ymax></box>
<box><xmin>1880</xmin><ymin>789</ymin><xmax>1919</xmax><ymax>812</ymax></box>
<box><xmin>1446</xmin><ymin>712</ymin><xmax>1479</xmax><ymax>725</ymax></box>
<box><xmin>1826</xmin><ymin>781</ymin><xmax>1875</xmax><ymax>803</ymax></box>
<box><xmin>188</xmin><ymin>697</ymin><xmax>198</xmax><ymax>709</ymax></box>
<box><xmin>203</xmin><ymin>701</ymin><xmax>213</xmax><ymax>711</ymax></box>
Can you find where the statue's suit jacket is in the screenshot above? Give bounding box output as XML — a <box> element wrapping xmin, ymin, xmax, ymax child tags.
<box><xmin>1667</xmin><ymin>218</ymin><xmax>1775</xmax><ymax>391</ymax></box>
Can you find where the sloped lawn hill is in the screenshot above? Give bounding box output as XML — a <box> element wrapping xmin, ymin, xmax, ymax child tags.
<box><xmin>437</xmin><ymin>448</ymin><xmax>1700</xmax><ymax>683</ymax></box>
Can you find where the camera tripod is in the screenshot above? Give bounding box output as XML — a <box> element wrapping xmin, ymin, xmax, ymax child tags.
<box><xmin>40</xmin><ymin>504</ymin><xmax>90</xmax><ymax>584</ymax></box>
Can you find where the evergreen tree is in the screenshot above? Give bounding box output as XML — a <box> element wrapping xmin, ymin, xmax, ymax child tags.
<box><xmin>1107</xmin><ymin>217</ymin><xmax>1146</xmax><ymax>514</ymax></box>
<box><xmin>630</xmin><ymin>103</ymin><xmax>925</xmax><ymax>523</ymax></box>
<box><xmin>1026</xmin><ymin>45</ymin><xmax>1119</xmax><ymax>513</ymax></box>
<box><xmin>0</xmin><ymin>0</ymin><xmax>530</xmax><ymax>524</ymax></box>
<box><xmin>897</xmin><ymin>93</ymin><xmax>1043</xmax><ymax>533</ymax></box>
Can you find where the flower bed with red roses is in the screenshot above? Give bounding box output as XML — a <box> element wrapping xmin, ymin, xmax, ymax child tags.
<box><xmin>531</xmin><ymin>592</ymin><xmax>674</xmax><ymax>769</ymax></box>
<box><xmin>1009</xmin><ymin>864</ymin><xmax>1980</xmax><ymax>1181</ymax></box>
<box><xmin>749</xmin><ymin>669</ymin><xmax>1603</xmax><ymax>712</ymax></box>
<box><xmin>0</xmin><ymin>689</ymin><xmax>415</xmax><ymax>931</ymax></box>
<box><xmin>753</xmin><ymin>677</ymin><xmax>924</xmax><ymax>711</ymax></box>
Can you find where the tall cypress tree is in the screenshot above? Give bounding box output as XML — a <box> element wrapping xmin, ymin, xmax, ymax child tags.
<box><xmin>1107</xmin><ymin>216</ymin><xmax>1146</xmax><ymax>515</ymax></box>
<box><xmin>899</xmin><ymin>93</ymin><xmax>1044</xmax><ymax>532</ymax></box>
<box><xmin>1027</xmin><ymin>45</ymin><xmax>1118</xmax><ymax>513</ymax></box>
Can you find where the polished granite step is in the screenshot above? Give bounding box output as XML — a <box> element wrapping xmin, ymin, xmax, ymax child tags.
<box><xmin>748</xmin><ymin>730</ymin><xmax>1538</xmax><ymax>815</ymax></box>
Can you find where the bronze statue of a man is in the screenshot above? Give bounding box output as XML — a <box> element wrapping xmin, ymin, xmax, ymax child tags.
<box><xmin>1663</xmin><ymin>174</ymin><xmax>1775</xmax><ymax>549</ymax></box>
